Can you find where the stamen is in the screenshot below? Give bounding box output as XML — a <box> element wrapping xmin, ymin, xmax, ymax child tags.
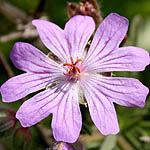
<box><xmin>75</xmin><ymin>66</ymin><xmax>81</xmax><ymax>73</ymax></box>
<box><xmin>63</xmin><ymin>63</ymin><xmax>72</xmax><ymax>67</ymax></box>
<box><xmin>63</xmin><ymin>57</ymin><xmax>82</xmax><ymax>76</ymax></box>
<box><xmin>74</xmin><ymin>59</ymin><xmax>82</xmax><ymax>65</ymax></box>
<box><xmin>70</xmin><ymin>56</ymin><xmax>74</xmax><ymax>64</ymax></box>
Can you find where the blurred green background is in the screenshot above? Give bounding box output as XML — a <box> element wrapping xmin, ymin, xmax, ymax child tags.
<box><xmin>0</xmin><ymin>0</ymin><xmax>150</xmax><ymax>150</ymax></box>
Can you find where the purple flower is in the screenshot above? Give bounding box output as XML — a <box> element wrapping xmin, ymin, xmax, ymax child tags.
<box><xmin>0</xmin><ymin>13</ymin><xmax>149</xmax><ymax>143</ymax></box>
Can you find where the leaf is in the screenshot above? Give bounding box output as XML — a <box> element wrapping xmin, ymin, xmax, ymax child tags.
<box><xmin>100</xmin><ymin>135</ymin><xmax>117</xmax><ymax>150</ymax></box>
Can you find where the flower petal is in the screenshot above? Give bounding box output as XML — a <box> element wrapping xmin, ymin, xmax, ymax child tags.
<box><xmin>16</xmin><ymin>89</ymin><xmax>58</xmax><ymax>127</ymax></box>
<box><xmin>32</xmin><ymin>20</ymin><xmax>70</xmax><ymax>63</ymax></box>
<box><xmin>0</xmin><ymin>73</ymin><xmax>54</xmax><ymax>102</ymax></box>
<box><xmin>83</xmin><ymin>13</ymin><xmax>128</xmax><ymax>68</ymax></box>
<box><xmin>83</xmin><ymin>46</ymin><xmax>150</xmax><ymax>73</ymax></box>
<box><xmin>52</xmin><ymin>83</ymin><xmax>82</xmax><ymax>143</ymax></box>
<box><xmin>63</xmin><ymin>144</ymin><xmax>72</xmax><ymax>150</ymax></box>
<box><xmin>64</xmin><ymin>15</ymin><xmax>95</xmax><ymax>60</ymax></box>
<box><xmin>80</xmin><ymin>75</ymin><xmax>119</xmax><ymax>135</ymax></box>
<box><xmin>16</xmin><ymin>82</ymin><xmax>82</xmax><ymax>143</ymax></box>
<box><xmin>11</xmin><ymin>42</ymin><xmax>63</xmax><ymax>74</ymax></box>
<box><xmin>80</xmin><ymin>74</ymin><xmax>148</xmax><ymax>108</ymax></box>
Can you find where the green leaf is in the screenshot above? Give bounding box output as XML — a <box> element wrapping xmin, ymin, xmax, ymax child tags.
<box><xmin>100</xmin><ymin>135</ymin><xmax>117</xmax><ymax>150</ymax></box>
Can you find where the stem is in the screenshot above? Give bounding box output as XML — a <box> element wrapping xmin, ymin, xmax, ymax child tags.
<box><xmin>0</xmin><ymin>51</ymin><xmax>14</xmax><ymax>77</ymax></box>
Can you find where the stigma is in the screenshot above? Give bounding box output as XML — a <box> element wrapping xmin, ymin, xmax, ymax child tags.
<box><xmin>63</xmin><ymin>56</ymin><xmax>82</xmax><ymax>76</ymax></box>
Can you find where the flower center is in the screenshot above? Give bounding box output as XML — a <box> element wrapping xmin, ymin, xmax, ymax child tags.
<box><xmin>63</xmin><ymin>56</ymin><xmax>82</xmax><ymax>76</ymax></box>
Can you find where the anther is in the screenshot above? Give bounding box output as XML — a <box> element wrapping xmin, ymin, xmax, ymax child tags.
<box><xmin>70</xmin><ymin>56</ymin><xmax>74</xmax><ymax>64</ymax></box>
<box><xmin>74</xmin><ymin>59</ymin><xmax>82</xmax><ymax>65</ymax></box>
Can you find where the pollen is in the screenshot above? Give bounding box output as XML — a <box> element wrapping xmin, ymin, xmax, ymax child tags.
<box><xmin>63</xmin><ymin>56</ymin><xmax>82</xmax><ymax>76</ymax></box>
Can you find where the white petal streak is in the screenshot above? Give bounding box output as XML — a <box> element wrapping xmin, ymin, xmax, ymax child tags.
<box><xmin>16</xmin><ymin>88</ymin><xmax>62</xmax><ymax>127</ymax></box>
<box><xmin>64</xmin><ymin>15</ymin><xmax>95</xmax><ymax>59</ymax></box>
<box><xmin>16</xmin><ymin>81</ymin><xmax>82</xmax><ymax>139</ymax></box>
<box><xmin>0</xmin><ymin>73</ymin><xmax>58</xmax><ymax>102</ymax></box>
<box><xmin>52</xmin><ymin>82</ymin><xmax>82</xmax><ymax>143</ymax></box>
<box><xmin>83</xmin><ymin>13</ymin><xmax>128</xmax><ymax>67</ymax></box>
<box><xmin>80</xmin><ymin>74</ymin><xmax>148</xmax><ymax>108</ymax></box>
<box><xmin>84</xmin><ymin>46</ymin><xmax>150</xmax><ymax>73</ymax></box>
<box><xmin>32</xmin><ymin>20</ymin><xmax>70</xmax><ymax>63</ymax></box>
<box><xmin>80</xmin><ymin>75</ymin><xmax>119</xmax><ymax>135</ymax></box>
<box><xmin>11</xmin><ymin>42</ymin><xmax>63</xmax><ymax>74</ymax></box>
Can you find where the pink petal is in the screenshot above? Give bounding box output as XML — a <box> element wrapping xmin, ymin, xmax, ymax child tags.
<box><xmin>63</xmin><ymin>144</ymin><xmax>72</xmax><ymax>150</ymax></box>
<box><xmin>83</xmin><ymin>46</ymin><xmax>150</xmax><ymax>73</ymax></box>
<box><xmin>97</xmin><ymin>76</ymin><xmax>149</xmax><ymax>107</ymax></box>
<box><xmin>52</xmin><ymin>83</ymin><xmax>82</xmax><ymax>143</ymax></box>
<box><xmin>16</xmin><ymin>89</ymin><xmax>58</xmax><ymax>127</ymax></box>
<box><xmin>83</xmin><ymin>13</ymin><xmax>128</xmax><ymax>68</ymax></box>
<box><xmin>11</xmin><ymin>42</ymin><xmax>63</xmax><ymax>74</ymax></box>
<box><xmin>64</xmin><ymin>15</ymin><xmax>95</xmax><ymax>60</ymax></box>
<box><xmin>0</xmin><ymin>73</ymin><xmax>55</xmax><ymax>102</ymax></box>
<box><xmin>79</xmin><ymin>75</ymin><xmax>119</xmax><ymax>135</ymax></box>
<box><xmin>32</xmin><ymin>20</ymin><xmax>70</xmax><ymax>63</ymax></box>
<box><xmin>80</xmin><ymin>74</ymin><xmax>148</xmax><ymax>108</ymax></box>
<box><xmin>16</xmin><ymin>82</ymin><xmax>82</xmax><ymax>143</ymax></box>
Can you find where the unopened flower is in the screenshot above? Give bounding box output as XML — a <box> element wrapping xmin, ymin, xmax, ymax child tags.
<box><xmin>63</xmin><ymin>144</ymin><xmax>72</xmax><ymax>150</ymax></box>
<box><xmin>50</xmin><ymin>141</ymin><xmax>84</xmax><ymax>150</ymax></box>
<box><xmin>50</xmin><ymin>142</ymin><xmax>72</xmax><ymax>150</ymax></box>
<box><xmin>67</xmin><ymin>0</ymin><xmax>102</xmax><ymax>26</ymax></box>
<box><xmin>13</xmin><ymin>127</ymin><xmax>32</xmax><ymax>150</ymax></box>
<box><xmin>0</xmin><ymin>13</ymin><xmax>149</xmax><ymax>143</ymax></box>
<box><xmin>0</xmin><ymin>106</ymin><xmax>18</xmax><ymax>132</ymax></box>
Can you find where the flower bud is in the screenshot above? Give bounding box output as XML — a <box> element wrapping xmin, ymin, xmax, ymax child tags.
<box><xmin>49</xmin><ymin>141</ymin><xmax>85</xmax><ymax>150</ymax></box>
<box><xmin>67</xmin><ymin>0</ymin><xmax>102</xmax><ymax>26</ymax></box>
<box><xmin>0</xmin><ymin>106</ymin><xmax>18</xmax><ymax>134</ymax></box>
<box><xmin>13</xmin><ymin>127</ymin><xmax>32</xmax><ymax>150</ymax></box>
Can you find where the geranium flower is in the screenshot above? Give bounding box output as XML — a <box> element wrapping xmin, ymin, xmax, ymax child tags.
<box><xmin>0</xmin><ymin>13</ymin><xmax>149</xmax><ymax>143</ymax></box>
